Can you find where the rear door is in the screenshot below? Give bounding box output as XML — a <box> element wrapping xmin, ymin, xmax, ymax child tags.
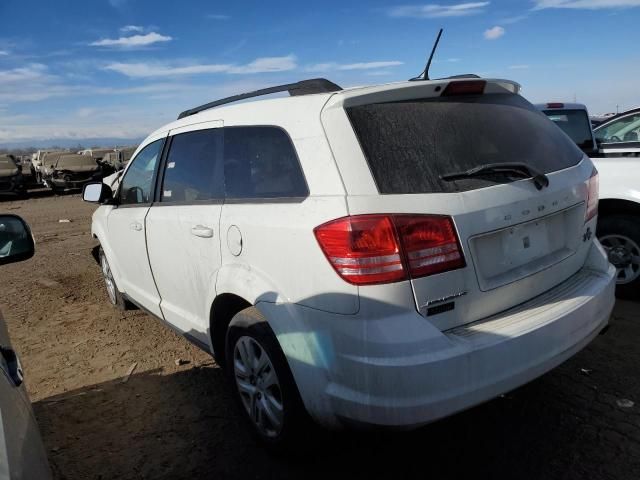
<box><xmin>323</xmin><ymin>81</ymin><xmax>594</xmax><ymax>330</ymax></box>
<box><xmin>106</xmin><ymin>137</ymin><xmax>165</xmax><ymax>316</ymax></box>
<box><xmin>145</xmin><ymin>122</ymin><xmax>224</xmax><ymax>345</ymax></box>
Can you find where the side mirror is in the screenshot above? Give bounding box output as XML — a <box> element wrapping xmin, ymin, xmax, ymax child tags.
<box><xmin>83</xmin><ymin>182</ymin><xmax>114</xmax><ymax>204</ymax></box>
<box><xmin>0</xmin><ymin>215</ymin><xmax>35</xmax><ymax>266</ymax></box>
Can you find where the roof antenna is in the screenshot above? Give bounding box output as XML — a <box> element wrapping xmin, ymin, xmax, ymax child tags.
<box><xmin>410</xmin><ymin>28</ymin><xmax>443</xmax><ymax>81</ymax></box>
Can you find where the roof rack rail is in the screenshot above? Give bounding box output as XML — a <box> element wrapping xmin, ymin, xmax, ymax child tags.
<box><xmin>177</xmin><ymin>78</ymin><xmax>342</xmax><ymax>119</ymax></box>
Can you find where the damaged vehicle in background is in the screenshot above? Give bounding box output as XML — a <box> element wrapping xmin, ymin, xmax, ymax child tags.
<box><xmin>102</xmin><ymin>146</ymin><xmax>137</xmax><ymax>173</ymax></box>
<box><xmin>0</xmin><ymin>155</ymin><xmax>25</xmax><ymax>196</ymax></box>
<box><xmin>43</xmin><ymin>153</ymin><xmax>108</xmax><ymax>193</ymax></box>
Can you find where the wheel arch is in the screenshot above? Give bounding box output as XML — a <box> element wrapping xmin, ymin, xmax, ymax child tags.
<box><xmin>209</xmin><ymin>293</ymin><xmax>252</xmax><ymax>365</ymax></box>
<box><xmin>598</xmin><ymin>198</ymin><xmax>640</xmax><ymax>221</ymax></box>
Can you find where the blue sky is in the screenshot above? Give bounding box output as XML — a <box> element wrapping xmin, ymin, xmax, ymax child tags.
<box><xmin>1</xmin><ymin>0</ymin><xmax>639</xmax><ymax>144</ymax></box>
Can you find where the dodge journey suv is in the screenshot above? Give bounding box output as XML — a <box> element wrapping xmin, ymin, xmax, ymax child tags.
<box><xmin>84</xmin><ymin>77</ymin><xmax>616</xmax><ymax>446</ymax></box>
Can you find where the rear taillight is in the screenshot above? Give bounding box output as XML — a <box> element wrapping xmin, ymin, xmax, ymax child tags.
<box><xmin>314</xmin><ymin>215</ymin><xmax>465</xmax><ymax>285</ymax></box>
<box><xmin>586</xmin><ymin>167</ymin><xmax>599</xmax><ymax>222</ymax></box>
<box><xmin>313</xmin><ymin>215</ymin><xmax>405</xmax><ymax>285</ymax></box>
<box><xmin>394</xmin><ymin>215</ymin><xmax>466</xmax><ymax>278</ymax></box>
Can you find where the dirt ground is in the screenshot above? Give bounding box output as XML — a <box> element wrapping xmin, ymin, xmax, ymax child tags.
<box><xmin>1</xmin><ymin>190</ymin><xmax>639</xmax><ymax>480</ymax></box>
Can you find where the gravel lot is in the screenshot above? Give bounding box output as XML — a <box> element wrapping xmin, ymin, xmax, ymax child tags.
<box><xmin>1</xmin><ymin>191</ymin><xmax>639</xmax><ymax>480</ymax></box>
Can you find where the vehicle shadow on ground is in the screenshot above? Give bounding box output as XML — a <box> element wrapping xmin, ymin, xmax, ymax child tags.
<box><xmin>33</xmin><ymin>348</ymin><xmax>633</xmax><ymax>480</ymax></box>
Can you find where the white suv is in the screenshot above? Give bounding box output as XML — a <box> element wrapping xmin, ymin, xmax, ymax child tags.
<box><xmin>84</xmin><ymin>77</ymin><xmax>616</xmax><ymax>445</ymax></box>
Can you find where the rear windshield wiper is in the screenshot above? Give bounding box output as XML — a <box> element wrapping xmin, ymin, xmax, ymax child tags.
<box><xmin>440</xmin><ymin>162</ymin><xmax>550</xmax><ymax>190</ymax></box>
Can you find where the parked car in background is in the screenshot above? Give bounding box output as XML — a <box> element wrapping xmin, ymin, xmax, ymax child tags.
<box><xmin>538</xmin><ymin>102</ymin><xmax>640</xmax><ymax>297</ymax></box>
<box><xmin>535</xmin><ymin>103</ymin><xmax>598</xmax><ymax>156</ymax></box>
<box><xmin>32</xmin><ymin>150</ymin><xmax>62</xmax><ymax>185</ymax></box>
<box><xmin>101</xmin><ymin>146</ymin><xmax>137</xmax><ymax>172</ymax></box>
<box><xmin>0</xmin><ymin>214</ymin><xmax>52</xmax><ymax>479</ymax></box>
<box><xmin>85</xmin><ymin>77</ymin><xmax>615</xmax><ymax>446</ymax></box>
<box><xmin>15</xmin><ymin>156</ymin><xmax>37</xmax><ymax>189</ymax></box>
<box><xmin>0</xmin><ymin>155</ymin><xmax>24</xmax><ymax>195</ymax></box>
<box><xmin>39</xmin><ymin>151</ymin><xmax>68</xmax><ymax>185</ymax></box>
<box><xmin>78</xmin><ymin>148</ymin><xmax>116</xmax><ymax>165</ymax></box>
<box><xmin>43</xmin><ymin>153</ymin><xmax>106</xmax><ymax>193</ymax></box>
<box><xmin>593</xmin><ymin>107</ymin><xmax>640</xmax><ymax>158</ymax></box>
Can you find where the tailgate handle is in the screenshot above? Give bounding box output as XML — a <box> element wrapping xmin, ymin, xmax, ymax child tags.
<box><xmin>191</xmin><ymin>225</ymin><xmax>214</xmax><ymax>238</ymax></box>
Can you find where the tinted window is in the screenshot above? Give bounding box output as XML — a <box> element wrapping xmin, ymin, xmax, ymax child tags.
<box><xmin>224</xmin><ymin>127</ymin><xmax>308</xmax><ymax>199</ymax></box>
<box><xmin>347</xmin><ymin>93</ymin><xmax>584</xmax><ymax>194</ymax></box>
<box><xmin>542</xmin><ymin>109</ymin><xmax>594</xmax><ymax>149</ymax></box>
<box><xmin>120</xmin><ymin>139</ymin><xmax>163</xmax><ymax>205</ymax></box>
<box><xmin>161</xmin><ymin>129</ymin><xmax>223</xmax><ymax>202</ymax></box>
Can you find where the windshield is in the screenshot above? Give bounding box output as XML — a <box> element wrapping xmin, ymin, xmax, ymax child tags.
<box><xmin>347</xmin><ymin>93</ymin><xmax>583</xmax><ymax>194</ymax></box>
<box><xmin>542</xmin><ymin>109</ymin><xmax>594</xmax><ymax>149</ymax></box>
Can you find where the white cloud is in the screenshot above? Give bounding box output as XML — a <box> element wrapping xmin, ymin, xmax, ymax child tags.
<box><xmin>227</xmin><ymin>55</ymin><xmax>297</xmax><ymax>74</ymax></box>
<box><xmin>120</xmin><ymin>25</ymin><xmax>144</xmax><ymax>33</ymax></box>
<box><xmin>90</xmin><ymin>32</ymin><xmax>172</xmax><ymax>49</ymax></box>
<box><xmin>104</xmin><ymin>55</ymin><xmax>297</xmax><ymax>78</ymax></box>
<box><xmin>105</xmin><ymin>62</ymin><xmax>231</xmax><ymax>77</ymax></box>
<box><xmin>0</xmin><ymin>50</ymin><xmax>8</xmax><ymax>56</ymax></box>
<box><xmin>0</xmin><ymin>64</ymin><xmax>48</xmax><ymax>84</ymax></box>
<box><xmin>389</xmin><ymin>2</ymin><xmax>490</xmax><ymax>18</ymax></box>
<box><xmin>484</xmin><ymin>26</ymin><xmax>505</xmax><ymax>39</ymax></box>
<box><xmin>306</xmin><ymin>60</ymin><xmax>403</xmax><ymax>72</ymax></box>
<box><xmin>532</xmin><ymin>0</ymin><xmax>640</xmax><ymax>9</ymax></box>
<box><xmin>365</xmin><ymin>70</ymin><xmax>394</xmax><ymax>76</ymax></box>
<box><xmin>207</xmin><ymin>14</ymin><xmax>230</xmax><ymax>20</ymax></box>
<box><xmin>0</xmin><ymin>80</ymin><xmax>275</xmax><ymax>143</ymax></box>
<box><xmin>447</xmin><ymin>58</ymin><xmax>461</xmax><ymax>62</ymax></box>
<box><xmin>500</xmin><ymin>14</ymin><xmax>528</xmax><ymax>23</ymax></box>
<box><xmin>508</xmin><ymin>64</ymin><xmax>530</xmax><ymax>69</ymax></box>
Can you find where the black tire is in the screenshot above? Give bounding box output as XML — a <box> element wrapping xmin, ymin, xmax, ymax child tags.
<box><xmin>225</xmin><ymin>307</ymin><xmax>311</xmax><ymax>449</ymax></box>
<box><xmin>597</xmin><ymin>214</ymin><xmax>640</xmax><ymax>299</ymax></box>
<box><xmin>98</xmin><ymin>247</ymin><xmax>127</xmax><ymax>310</ymax></box>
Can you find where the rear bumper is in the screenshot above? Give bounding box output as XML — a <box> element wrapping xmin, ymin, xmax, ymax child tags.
<box><xmin>264</xmin><ymin>242</ymin><xmax>616</xmax><ymax>429</ymax></box>
<box><xmin>329</xmin><ymin>265</ymin><xmax>614</xmax><ymax>428</ymax></box>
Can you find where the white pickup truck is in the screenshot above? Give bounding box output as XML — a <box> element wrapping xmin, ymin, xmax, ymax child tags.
<box><xmin>537</xmin><ymin>103</ymin><xmax>640</xmax><ymax>298</ymax></box>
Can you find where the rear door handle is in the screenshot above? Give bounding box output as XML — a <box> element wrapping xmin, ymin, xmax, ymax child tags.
<box><xmin>130</xmin><ymin>222</ymin><xmax>143</xmax><ymax>231</ymax></box>
<box><xmin>191</xmin><ymin>225</ymin><xmax>214</xmax><ymax>238</ymax></box>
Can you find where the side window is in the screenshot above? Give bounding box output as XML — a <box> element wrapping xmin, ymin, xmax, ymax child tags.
<box><xmin>596</xmin><ymin>114</ymin><xmax>640</xmax><ymax>144</ymax></box>
<box><xmin>161</xmin><ymin>129</ymin><xmax>223</xmax><ymax>202</ymax></box>
<box><xmin>224</xmin><ymin>127</ymin><xmax>308</xmax><ymax>199</ymax></box>
<box><xmin>120</xmin><ymin>139</ymin><xmax>163</xmax><ymax>205</ymax></box>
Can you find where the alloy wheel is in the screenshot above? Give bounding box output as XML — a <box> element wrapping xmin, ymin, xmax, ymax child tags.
<box><xmin>233</xmin><ymin>336</ymin><xmax>284</xmax><ymax>438</ymax></box>
<box><xmin>600</xmin><ymin>234</ymin><xmax>640</xmax><ymax>284</ymax></box>
<box><xmin>100</xmin><ymin>254</ymin><xmax>117</xmax><ymax>304</ymax></box>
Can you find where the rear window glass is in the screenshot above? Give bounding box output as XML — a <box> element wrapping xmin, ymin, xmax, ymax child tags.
<box><xmin>347</xmin><ymin>93</ymin><xmax>583</xmax><ymax>194</ymax></box>
<box><xmin>542</xmin><ymin>109</ymin><xmax>594</xmax><ymax>149</ymax></box>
